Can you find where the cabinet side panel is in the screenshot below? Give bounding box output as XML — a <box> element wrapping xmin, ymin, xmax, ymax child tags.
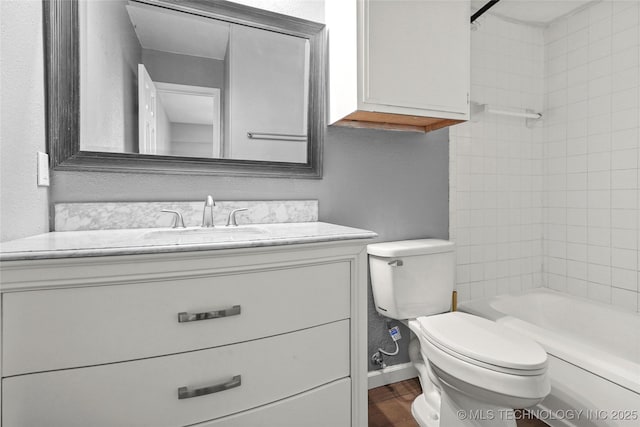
<box><xmin>326</xmin><ymin>0</ymin><xmax>358</xmax><ymax>124</ymax></box>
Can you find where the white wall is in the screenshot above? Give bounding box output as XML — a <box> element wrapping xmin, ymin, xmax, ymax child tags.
<box><xmin>155</xmin><ymin>99</ymin><xmax>172</xmax><ymax>156</ymax></box>
<box><xmin>449</xmin><ymin>15</ymin><xmax>545</xmax><ymax>301</ymax></box>
<box><xmin>0</xmin><ymin>0</ymin><xmax>50</xmax><ymax>242</ymax></box>
<box><xmin>542</xmin><ymin>1</ymin><xmax>640</xmax><ymax>312</ymax></box>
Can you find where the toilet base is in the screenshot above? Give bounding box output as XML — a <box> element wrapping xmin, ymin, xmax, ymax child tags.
<box><xmin>411</xmin><ymin>389</ymin><xmax>519</xmax><ymax>427</ymax></box>
<box><xmin>438</xmin><ymin>380</ymin><xmax>518</xmax><ymax>427</ymax></box>
<box><xmin>411</xmin><ymin>393</ymin><xmax>440</xmax><ymax>427</ymax></box>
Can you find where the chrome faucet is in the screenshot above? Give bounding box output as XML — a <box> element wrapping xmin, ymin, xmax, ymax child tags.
<box><xmin>201</xmin><ymin>195</ymin><xmax>216</xmax><ymax>227</ymax></box>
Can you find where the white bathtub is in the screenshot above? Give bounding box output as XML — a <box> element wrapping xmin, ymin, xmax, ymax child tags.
<box><xmin>459</xmin><ymin>288</ymin><xmax>640</xmax><ymax>427</ymax></box>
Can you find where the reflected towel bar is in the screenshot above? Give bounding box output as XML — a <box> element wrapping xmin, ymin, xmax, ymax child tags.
<box><xmin>247</xmin><ymin>132</ymin><xmax>307</xmax><ymax>141</ymax></box>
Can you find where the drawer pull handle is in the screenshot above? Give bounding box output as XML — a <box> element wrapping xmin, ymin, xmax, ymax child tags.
<box><xmin>178</xmin><ymin>305</ymin><xmax>241</xmax><ymax>323</ymax></box>
<box><xmin>178</xmin><ymin>375</ymin><xmax>242</xmax><ymax>399</ymax></box>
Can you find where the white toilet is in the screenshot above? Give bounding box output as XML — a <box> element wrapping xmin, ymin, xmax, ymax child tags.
<box><xmin>368</xmin><ymin>239</ymin><xmax>550</xmax><ymax>427</ymax></box>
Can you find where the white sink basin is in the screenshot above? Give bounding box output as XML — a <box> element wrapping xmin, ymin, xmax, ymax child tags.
<box><xmin>144</xmin><ymin>226</ymin><xmax>267</xmax><ymax>240</ymax></box>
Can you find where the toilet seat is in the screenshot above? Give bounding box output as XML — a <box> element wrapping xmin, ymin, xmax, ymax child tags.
<box><xmin>417</xmin><ymin>312</ymin><xmax>547</xmax><ymax>375</ymax></box>
<box><xmin>414</xmin><ymin>313</ymin><xmax>550</xmax><ymax>405</ymax></box>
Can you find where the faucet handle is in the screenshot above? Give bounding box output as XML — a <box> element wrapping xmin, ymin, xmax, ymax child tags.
<box><xmin>161</xmin><ymin>209</ymin><xmax>186</xmax><ymax>228</ymax></box>
<box><xmin>226</xmin><ymin>208</ymin><xmax>249</xmax><ymax>227</ymax></box>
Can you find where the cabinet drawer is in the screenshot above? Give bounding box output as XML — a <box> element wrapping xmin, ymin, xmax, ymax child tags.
<box><xmin>3</xmin><ymin>261</ymin><xmax>350</xmax><ymax>375</ymax></box>
<box><xmin>2</xmin><ymin>321</ymin><xmax>349</xmax><ymax>427</ymax></box>
<box><xmin>198</xmin><ymin>378</ymin><xmax>351</xmax><ymax>427</ymax></box>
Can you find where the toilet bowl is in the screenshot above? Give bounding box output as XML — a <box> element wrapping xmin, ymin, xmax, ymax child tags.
<box><xmin>368</xmin><ymin>240</ymin><xmax>550</xmax><ymax>427</ymax></box>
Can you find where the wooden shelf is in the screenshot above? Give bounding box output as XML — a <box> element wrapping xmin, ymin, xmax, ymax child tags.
<box><xmin>333</xmin><ymin>111</ymin><xmax>463</xmax><ymax>133</ymax></box>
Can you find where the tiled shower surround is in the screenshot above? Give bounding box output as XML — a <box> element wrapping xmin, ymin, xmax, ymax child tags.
<box><xmin>542</xmin><ymin>1</ymin><xmax>640</xmax><ymax>311</ymax></box>
<box><xmin>451</xmin><ymin>2</ymin><xmax>640</xmax><ymax>312</ymax></box>
<box><xmin>450</xmin><ymin>15</ymin><xmax>545</xmax><ymax>302</ymax></box>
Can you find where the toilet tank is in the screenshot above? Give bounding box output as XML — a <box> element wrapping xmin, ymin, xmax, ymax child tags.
<box><xmin>367</xmin><ymin>239</ymin><xmax>455</xmax><ymax>320</ymax></box>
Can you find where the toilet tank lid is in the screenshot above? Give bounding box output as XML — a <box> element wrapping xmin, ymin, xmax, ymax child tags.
<box><xmin>367</xmin><ymin>239</ymin><xmax>455</xmax><ymax>257</ymax></box>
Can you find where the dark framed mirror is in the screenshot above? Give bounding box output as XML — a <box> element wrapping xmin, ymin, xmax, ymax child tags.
<box><xmin>44</xmin><ymin>0</ymin><xmax>325</xmax><ymax>178</ymax></box>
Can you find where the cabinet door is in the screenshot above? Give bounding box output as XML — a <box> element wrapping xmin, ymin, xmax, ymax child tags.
<box><xmin>227</xmin><ymin>24</ymin><xmax>309</xmax><ymax>163</ymax></box>
<box><xmin>361</xmin><ymin>0</ymin><xmax>469</xmax><ymax>116</ymax></box>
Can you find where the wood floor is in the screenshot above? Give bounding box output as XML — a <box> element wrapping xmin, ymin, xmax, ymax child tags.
<box><xmin>368</xmin><ymin>378</ymin><xmax>548</xmax><ymax>427</ymax></box>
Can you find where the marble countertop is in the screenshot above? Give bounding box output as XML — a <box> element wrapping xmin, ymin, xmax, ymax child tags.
<box><xmin>0</xmin><ymin>222</ymin><xmax>377</xmax><ymax>261</ymax></box>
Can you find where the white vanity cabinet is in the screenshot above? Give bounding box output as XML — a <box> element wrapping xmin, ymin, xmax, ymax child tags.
<box><xmin>0</xmin><ymin>241</ymin><xmax>369</xmax><ymax>427</ymax></box>
<box><xmin>328</xmin><ymin>0</ymin><xmax>470</xmax><ymax>132</ymax></box>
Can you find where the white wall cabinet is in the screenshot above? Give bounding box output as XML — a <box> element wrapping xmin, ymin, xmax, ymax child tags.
<box><xmin>328</xmin><ymin>0</ymin><xmax>470</xmax><ymax>133</ymax></box>
<box><xmin>0</xmin><ymin>241</ymin><xmax>369</xmax><ymax>426</ymax></box>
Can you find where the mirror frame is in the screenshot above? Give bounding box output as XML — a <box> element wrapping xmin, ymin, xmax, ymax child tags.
<box><xmin>43</xmin><ymin>0</ymin><xmax>325</xmax><ymax>178</ymax></box>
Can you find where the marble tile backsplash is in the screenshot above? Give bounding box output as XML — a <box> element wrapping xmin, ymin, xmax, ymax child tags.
<box><xmin>55</xmin><ymin>200</ymin><xmax>318</xmax><ymax>231</ymax></box>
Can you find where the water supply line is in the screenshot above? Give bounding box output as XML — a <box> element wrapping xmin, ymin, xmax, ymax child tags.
<box><xmin>378</xmin><ymin>339</ymin><xmax>400</xmax><ymax>357</ymax></box>
<box><xmin>372</xmin><ymin>321</ymin><xmax>402</xmax><ymax>368</ymax></box>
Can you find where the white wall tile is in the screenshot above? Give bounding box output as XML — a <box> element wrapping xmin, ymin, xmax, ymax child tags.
<box><xmin>612</xmin><ymin>128</ymin><xmax>639</xmax><ymax>150</ymax></box>
<box><xmin>612</xmin><ymin>189</ymin><xmax>638</xmax><ymax>209</ymax></box>
<box><xmin>611</xmin><ymin>267</ymin><xmax>638</xmax><ymax>291</ymax></box>
<box><xmin>612</xmin><ymin>67</ymin><xmax>640</xmax><ymax>92</ymax></box>
<box><xmin>569</xmin><ymin>8</ymin><xmax>589</xmax><ymax>33</ymax></box>
<box><xmin>611</xmin><ymin>247</ymin><xmax>638</xmax><ymax>270</ymax></box>
<box><xmin>566</xmin><ymin>277</ymin><xmax>588</xmax><ymax>297</ymax></box>
<box><xmin>588</xmin><ymin>37</ymin><xmax>612</xmax><ymax>61</ymax></box>
<box><xmin>612</xmin><ymin>148</ymin><xmax>638</xmax><ymax>169</ymax></box>
<box><xmin>613</xmin><ymin>5</ymin><xmax>639</xmax><ymax>32</ymax></box>
<box><xmin>588</xmin><ymin>281</ymin><xmax>612</xmax><ymax>303</ymax></box>
<box><xmin>611</xmin><ymin>169</ymin><xmax>637</xmax><ymax>189</ymax></box>
<box><xmin>589</xmin><ymin>1</ymin><xmax>612</xmax><ymax>24</ymax></box>
<box><xmin>568</xmin><ymin>45</ymin><xmax>589</xmax><ymax>69</ymax></box>
<box><xmin>539</xmin><ymin>3</ymin><xmax>640</xmax><ymax>312</ymax></box>
<box><xmin>589</xmin><ymin>18</ymin><xmax>612</xmax><ymax>44</ymax></box>
<box><xmin>455</xmin><ymin>3</ymin><xmax>640</xmax><ymax>313</ymax></box>
<box><xmin>612</xmin><ymin>46</ymin><xmax>639</xmax><ymax>74</ymax></box>
<box><xmin>612</xmin><ymin>287</ymin><xmax>638</xmax><ymax>311</ymax></box>
<box><xmin>451</xmin><ymin>17</ymin><xmax>544</xmax><ymax>302</ymax></box>
<box><xmin>612</xmin><ymin>26</ymin><xmax>639</xmax><ymax>53</ymax></box>
<box><xmin>589</xmin><ymin>74</ymin><xmax>613</xmax><ymax>99</ymax></box>
<box><xmin>611</xmin><ymin>209</ymin><xmax>638</xmax><ymax>230</ymax></box>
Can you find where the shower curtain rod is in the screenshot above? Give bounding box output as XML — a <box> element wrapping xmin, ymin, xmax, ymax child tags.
<box><xmin>471</xmin><ymin>0</ymin><xmax>502</xmax><ymax>23</ymax></box>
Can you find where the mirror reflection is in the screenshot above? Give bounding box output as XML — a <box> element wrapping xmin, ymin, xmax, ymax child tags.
<box><xmin>79</xmin><ymin>0</ymin><xmax>310</xmax><ymax>163</ymax></box>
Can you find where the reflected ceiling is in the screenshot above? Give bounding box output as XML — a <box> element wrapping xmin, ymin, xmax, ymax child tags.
<box><xmin>126</xmin><ymin>1</ymin><xmax>230</xmax><ymax>59</ymax></box>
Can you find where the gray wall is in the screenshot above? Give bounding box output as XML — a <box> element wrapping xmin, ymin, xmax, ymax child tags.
<box><xmin>0</xmin><ymin>0</ymin><xmax>50</xmax><ymax>242</ymax></box>
<box><xmin>51</xmin><ymin>126</ymin><xmax>450</xmax><ymax>369</ymax></box>
<box><xmin>142</xmin><ymin>49</ymin><xmax>225</xmax><ymax>89</ymax></box>
<box><xmin>170</xmin><ymin>123</ymin><xmax>215</xmax><ymax>158</ymax></box>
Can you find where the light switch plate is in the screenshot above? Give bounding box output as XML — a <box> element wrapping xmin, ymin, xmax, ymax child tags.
<box><xmin>37</xmin><ymin>152</ymin><xmax>50</xmax><ymax>187</ymax></box>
